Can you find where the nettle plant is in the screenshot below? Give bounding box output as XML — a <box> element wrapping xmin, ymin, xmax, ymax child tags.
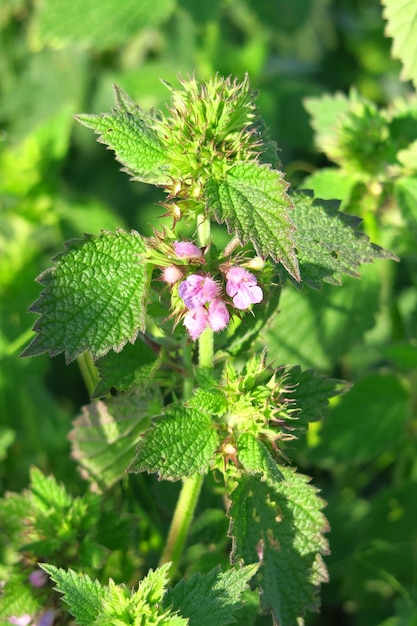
<box><xmin>7</xmin><ymin>76</ymin><xmax>395</xmax><ymax>625</ymax></box>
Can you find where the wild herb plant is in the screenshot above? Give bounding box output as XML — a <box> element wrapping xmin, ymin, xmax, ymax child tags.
<box><xmin>0</xmin><ymin>72</ymin><xmax>400</xmax><ymax>626</ymax></box>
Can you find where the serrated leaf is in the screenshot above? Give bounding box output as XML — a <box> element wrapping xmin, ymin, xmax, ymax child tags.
<box><xmin>382</xmin><ymin>0</ymin><xmax>417</xmax><ymax>88</ymax></box>
<box><xmin>0</xmin><ymin>573</ymin><xmax>41</xmax><ymax>621</ymax></box>
<box><xmin>285</xmin><ymin>367</ymin><xmax>350</xmax><ymax>427</ymax></box>
<box><xmin>32</xmin><ymin>0</ymin><xmax>174</xmax><ymax>50</ymax></box>
<box><xmin>236</xmin><ymin>433</ymin><xmax>283</xmax><ymax>484</ymax></box>
<box><xmin>128</xmin><ymin>405</ymin><xmax>219</xmax><ymax>480</ymax></box>
<box><xmin>75</xmin><ymin>110</ymin><xmax>170</xmax><ymax>184</ymax></box>
<box><xmin>187</xmin><ymin>388</ymin><xmax>227</xmax><ymax>416</ymax></box>
<box><xmin>228</xmin><ymin>468</ymin><xmax>329</xmax><ymax>626</ymax></box>
<box><xmin>41</xmin><ymin>565</ymin><xmax>106</xmax><ymax>626</ymax></box>
<box><xmin>69</xmin><ymin>392</ymin><xmax>160</xmax><ymax>491</ymax></box>
<box><xmin>165</xmin><ymin>565</ymin><xmax>258</xmax><ymax>626</ymax></box>
<box><xmin>22</xmin><ymin>230</ymin><xmax>151</xmax><ymax>363</ymax></box>
<box><xmin>93</xmin><ymin>339</ymin><xmax>161</xmax><ymax>397</ymax></box>
<box><xmin>206</xmin><ymin>162</ymin><xmax>300</xmax><ymax>281</ymax></box>
<box><xmin>30</xmin><ymin>466</ymin><xmax>72</xmax><ymax>510</ymax></box>
<box><xmin>291</xmin><ymin>192</ymin><xmax>397</xmax><ymax>287</ymax></box>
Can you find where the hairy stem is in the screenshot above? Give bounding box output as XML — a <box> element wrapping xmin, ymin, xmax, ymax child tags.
<box><xmin>159</xmin><ymin>215</ymin><xmax>213</xmax><ymax>581</ymax></box>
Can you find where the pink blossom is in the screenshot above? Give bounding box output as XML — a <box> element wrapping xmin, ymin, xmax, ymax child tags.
<box><xmin>178</xmin><ymin>274</ymin><xmax>220</xmax><ymax>309</ymax></box>
<box><xmin>225</xmin><ymin>267</ymin><xmax>263</xmax><ymax>310</ymax></box>
<box><xmin>8</xmin><ymin>616</ymin><xmax>32</xmax><ymax>626</ymax></box>
<box><xmin>29</xmin><ymin>569</ymin><xmax>48</xmax><ymax>588</ymax></box>
<box><xmin>208</xmin><ymin>298</ymin><xmax>230</xmax><ymax>332</ymax></box>
<box><xmin>183</xmin><ymin>306</ymin><xmax>209</xmax><ymax>340</ymax></box>
<box><xmin>162</xmin><ymin>266</ymin><xmax>183</xmax><ymax>284</ymax></box>
<box><xmin>173</xmin><ymin>241</ymin><xmax>203</xmax><ymax>259</ymax></box>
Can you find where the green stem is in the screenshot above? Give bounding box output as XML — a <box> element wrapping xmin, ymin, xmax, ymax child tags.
<box><xmin>159</xmin><ymin>215</ymin><xmax>213</xmax><ymax>581</ymax></box>
<box><xmin>76</xmin><ymin>352</ymin><xmax>99</xmax><ymax>396</ymax></box>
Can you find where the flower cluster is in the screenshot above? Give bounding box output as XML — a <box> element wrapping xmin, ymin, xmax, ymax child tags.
<box><xmin>161</xmin><ymin>241</ymin><xmax>264</xmax><ymax>340</ymax></box>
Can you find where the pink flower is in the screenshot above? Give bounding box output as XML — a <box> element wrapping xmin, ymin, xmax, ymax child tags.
<box><xmin>29</xmin><ymin>569</ymin><xmax>48</xmax><ymax>588</ymax></box>
<box><xmin>183</xmin><ymin>306</ymin><xmax>209</xmax><ymax>340</ymax></box>
<box><xmin>225</xmin><ymin>267</ymin><xmax>263</xmax><ymax>310</ymax></box>
<box><xmin>178</xmin><ymin>274</ymin><xmax>220</xmax><ymax>309</ymax></box>
<box><xmin>162</xmin><ymin>266</ymin><xmax>183</xmax><ymax>284</ymax></box>
<box><xmin>173</xmin><ymin>241</ymin><xmax>203</xmax><ymax>259</ymax></box>
<box><xmin>8</xmin><ymin>616</ymin><xmax>32</xmax><ymax>626</ymax></box>
<box><xmin>208</xmin><ymin>298</ymin><xmax>230</xmax><ymax>332</ymax></box>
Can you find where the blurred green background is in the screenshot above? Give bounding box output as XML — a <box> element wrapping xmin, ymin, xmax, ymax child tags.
<box><xmin>1</xmin><ymin>1</ymin><xmax>416</xmax><ymax>625</ymax></box>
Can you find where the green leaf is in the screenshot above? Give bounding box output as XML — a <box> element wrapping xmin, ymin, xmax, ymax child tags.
<box><xmin>304</xmin><ymin>91</ymin><xmax>353</xmax><ymax>162</ymax></box>
<box><xmin>41</xmin><ymin>565</ymin><xmax>106</xmax><ymax>626</ymax></box>
<box><xmin>291</xmin><ymin>192</ymin><xmax>397</xmax><ymax>288</ymax></box>
<box><xmin>32</xmin><ymin>0</ymin><xmax>174</xmax><ymax>50</ymax></box>
<box><xmin>93</xmin><ymin>339</ymin><xmax>161</xmax><ymax>397</ymax></box>
<box><xmin>75</xmin><ymin>110</ymin><xmax>170</xmax><ymax>185</ymax></box>
<box><xmin>206</xmin><ymin>162</ymin><xmax>300</xmax><ymax>281</ymax></box>
<box><xmin>22</xmin><ymin>230</ymin><xmax>151</xmax><ymax>363</ymax></box>
<box><xmin>228</xmin><ymin>468</ymin><xmax>329</xmax><ymax>626</ymax></box>
<box><xmin>382</xmin><ymin>0</ymin><xmax>417</xmax><ymax>88</ymax></box>
<box><xmin>236</xmin><ymin>433</ymin><xmax>283</xmax><ymax>484</ymax></box>
<box><xmin>128</xmin><ymin>405</ymin><xmax>220</xmax><ymax>480</ymax></box>
<box><xmin>29</xmin><ymin>466</ymin><xmax>72</xmax><ymax>510</ymax></box>
<box><xmin>0</xmin><ymin>572</ymin><xmax>42</xmax><ymax>622</ymax></box>
<box><xmin>165</xmin><ymin>565</ymin><xmax>258</xmax><ymax>626</ymax></box>
<box><xmin>285</xmin><ymin>367</ymin><xmax>350</xmax><ymax>426</ymax></box>
<box><xmin>310</xmin><ymin>373</ymin><xmax>410</xmax><ymax>466</ymax></box>
<box><xmin>69</xmin><ymin>391</ymin><xmax>160</xmax><ymax>491</ymax></box>
<box><xmin>302</xmin><ymin>168</ymin><xmax>357</xmax><ymax>206</ymax></box>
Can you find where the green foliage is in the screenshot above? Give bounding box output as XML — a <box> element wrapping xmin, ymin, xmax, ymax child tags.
<box><xmin>2</xmin><ymin>1</ymin><xmax>417</xmax><ymax>625</ymax></box>
<box><xmin>228</xmin><ymin>468</ymin><xmax>328</xmax><ymax>626</ymax></box>
<box><xmin>128</xmin><ymin>404</ymin><xmax>220</xmax><ymax>481</ymax></box>
<box><xmin>382</xmin><ymin>0</ymin><xmax>417</xmax><ymax>88</ymax></box>
<box><xmin>206</xmin><ymin>162</ymin><xmax>300</xmax><ymax>280</ymax></box>
<box><xmin>291</xmin><ymin>192</ymin><xmax>397</xmax><ymax>287</ymax></box>
<box><xmin>22</xmin><ymin>230</ymin><xmax>151</xmax><ymax>362</ymax></box>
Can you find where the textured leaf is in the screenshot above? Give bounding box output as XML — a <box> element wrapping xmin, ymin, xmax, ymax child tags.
<box><xmin>382</xmin><ymin>0</ymin><xmax>417</xmax><ymax>88</ymax></box>
<box><xmin>75</xmin><ymin>110</ymin><xmax>170</xmax><ymax>184</ymax></box>
<box><xmin>236</xmin><ymin>433</ymin><xmax>283</xmax><ymax>484</ymax></box>
<box><xmin>206</xmin><ymin>162</ymin><xmax>300</xmax><ymax>280</ymax></box>
<box><xmin>128</xmin><ymin>405</ymin><xmax>220</xmax><ymax>480</ymax></box>
<box><xmin>187</xmin><ymin>387</ymin><xmax>228</xmax><ymax>416</ymax></box>
<box><xmin>310</xmin><ymin>373</ymin><xmax>410</xmax><ymax>466</ymax></box>
<box><xmin>41</xmin><ymin>565</ymin><xmax>106</xmax><ymax>626</ymax></box>
<box><xmin>30</xmin><ymin>466</ymin><xmax>72</xmax><ymax>510</ymax></box>
<box><xmin>0</xmin><ymin>572</ymin><xmax>41</xmax><ymax>621</ymax></box>
<box><xmin>291</xmin><ymin>192</ymin><xmax>397</xmax><ymax>288</ymax></box>
<box><xmin>228</xmin><ymin>468</ymin><xmax>329</xmax><ymax>626</ymax></box>
<box><xmin>285</xmin><ymin>367</ymin><xmax>350</xmax><ymax>427</ymax></box>
<box><xmin>69</xmin><ymin>392</ymin><xmax>161</xmax><ymax>491</ymax></box>
<box><xmin>32</xmin><ymin>0</ymin><xmax>174</xmax><ymax>50</ymax></box>
<box><xmin>93</xmin><ymin>339</ymin><xmax>161</xmax><ymax>397</ymax></box>
<box><xmin>165</xmin><ymin>565</ymin><xmax>258</xmax><ymax>626</ymax></box>
<box><xmin>22</xmin><ymin>230</ymin><xmax>151</xmax><ymax>363</ymax></box>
